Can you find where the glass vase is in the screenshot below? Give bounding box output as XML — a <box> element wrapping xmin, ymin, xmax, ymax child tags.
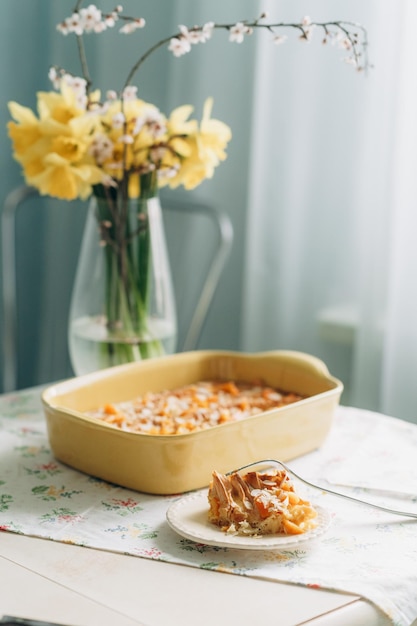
<box><xmin>68</xmin><ymin>178</ymin><xmax>177</xmax><ymax>376</ymax></box>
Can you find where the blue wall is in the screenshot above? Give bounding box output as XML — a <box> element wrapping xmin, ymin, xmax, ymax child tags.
<box><xmin>0</xmin><ymin>1</ymin><xmax>252</xmax><ymax>390</ymax></box>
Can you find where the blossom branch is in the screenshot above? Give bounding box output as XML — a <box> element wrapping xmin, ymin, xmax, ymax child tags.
<box><xmin>56</xmin><ymin>4</ymin><xmax>370</xmax><ymax>100</ymax></box>
<box><xmin>75</xmin><ymin>34</ymin><xmax>92</xmax><ymax>91</ymax></box>
<box><xmin>123</xmin><ymin>17</ymin><xmax>369</xmax><ymax>88</ymax></box>
<box><xmin>122</xmin><ymin>35</ymin><xmax>176</xmax><ymax>91</ymax></box>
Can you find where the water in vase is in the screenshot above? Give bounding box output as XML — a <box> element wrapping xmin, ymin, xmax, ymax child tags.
<box><xmin>69</xmin><ymin>315</ymin><xmax>177</xmax><ymax>375</ymax></box>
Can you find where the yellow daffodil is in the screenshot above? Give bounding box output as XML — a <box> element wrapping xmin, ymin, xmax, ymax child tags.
<box><xmin>198</xmin><ymin>97</ymin><xmax>232</xmax><ymax>164</ymax></box>
<box><xmin>8</xmin><ymin>84</ymin><xmax>231</xmax><ymax>199</ymax></box>
<box><xmin>30</xmin><ymin>153</ymin><xmax>103</xmax><ymax>200</ymax></box>
<box><xmin>37</xmin><ymin>82</ymin><xmax>85</xmax><ymax>123</ymax></box>
<box><xmin>167</xmin><ymin>104</ymin><xmax>198</xmax><ymax>141</ymax></box>
<box><xmin>160</xmin><ymin>99</ymin><xmax>232</xmax><ymax>190</ymax></box>
<box><xmin>7</xmin><ymin>102</ymin><xmax>43</xmax><ymax>160</ymax></box>
<box><xmin>8</xmin><ymin>85</ymin><xmax>106</xmax><ymax>200</ymax></box>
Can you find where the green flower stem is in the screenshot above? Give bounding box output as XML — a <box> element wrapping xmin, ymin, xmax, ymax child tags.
<box><xmin>92</xmin><ymin>173</ymin><xmax>165</xmax><ymax>366</ymax></box>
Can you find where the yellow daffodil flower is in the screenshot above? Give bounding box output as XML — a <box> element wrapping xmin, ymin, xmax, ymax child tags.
<box><xmin>8</xmin><ymin>85</ymin><xmax>231</xmax><ymax>199</ymax></box>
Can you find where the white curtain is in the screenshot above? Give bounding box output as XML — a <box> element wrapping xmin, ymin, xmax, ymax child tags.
<box><xmin>377</xmin><ymin>2</ymin><xmax>417</xmax><ymax>420</ymax></box>
<box><xmin>241</xmin><ymin>0</ymin><xmax>417</xmax><ymax>422</ymax></box>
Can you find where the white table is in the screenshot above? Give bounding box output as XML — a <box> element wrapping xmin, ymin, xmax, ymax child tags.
<box><xmin>1</xmin><ymin>387</ymin><xmax>417</xmax><ymax>626</ymax></box>
<box><xmin>0</xmin><ymin>532</ymin><xmax>391</xmax><ymax>626</ymax></box>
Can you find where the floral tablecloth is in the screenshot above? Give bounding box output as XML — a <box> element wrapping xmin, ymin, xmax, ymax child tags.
<box><xmin>1</xmin><ymin>386</ymin><xmax>417</xmax><ymax>626</ymax></box>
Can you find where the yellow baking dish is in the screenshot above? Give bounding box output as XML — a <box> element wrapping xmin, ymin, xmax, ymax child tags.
<box><xmin>42</xmin><ymin>350</ymin><xmax>343</xmax><ymax>494</ymax></box>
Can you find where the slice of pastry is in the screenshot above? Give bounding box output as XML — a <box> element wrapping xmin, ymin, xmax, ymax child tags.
<box><xmin>208</xmin><ymin>468</ymin><xmax>318</xmax><ymax>536</ymax></box>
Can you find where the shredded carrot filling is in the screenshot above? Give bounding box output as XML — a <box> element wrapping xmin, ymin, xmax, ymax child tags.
<box><xmin>87</xmin><ymin>379</ymin><xmax>304</xmax><ymax>436</ymax></box>
<box><xmin>103</xmin><ymin>403</ymin><xmax>118</xmax><ymax>415</ymax></box>
<box><xmin>208</xmin><ymin>469</ymin><xmax>318</xmax><ymax>536</ymax></box>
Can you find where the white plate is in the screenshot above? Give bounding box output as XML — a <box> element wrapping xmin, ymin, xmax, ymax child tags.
<box><xmin>166</xmin><ymin>490</ymin><xmax>331</xmax><ymax>551</ymax></box>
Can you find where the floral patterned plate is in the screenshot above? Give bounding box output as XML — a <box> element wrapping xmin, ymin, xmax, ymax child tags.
<box><xmin>166</xmin><ymin>490</ymin><xmax>331</xmax><ymax>551</ymax></box>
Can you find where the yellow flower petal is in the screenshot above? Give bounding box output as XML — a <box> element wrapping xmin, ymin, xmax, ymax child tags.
<box><xmin>31</xmin><ymin>154</ymin><xmax>103</xmax><ymax>200</ymax></box>
<box><xmin>50</xmin><ymin>136</ymin><xmax>88</xmax><ymax>163</ymax></box>
<box><xmin>37</xmin><ymin>85</ymin><xmax>82</xmax><ymax>124</ymax></box>
<box><xmin>167</xmin><ymin>104</ymin><xmax>197</xmax><ymax>135</ymax></box>
<box><xmin>168</xmin><ymin>136</ymin><xmax>193</xmax><ymax>157</ymax></box>
<box><xmin>8</xmin><ymin>101</ymin><xmax>38</xmax><ymax>124</ymax></box>
<box><xmin>128</xmin><ymin>173</ymin><xmax>140</xmax><ymax>198</ymax></box>
<box><xmin>7</xmin><ymin>121</ymin><xmax>42</xmax><ymax>158</ymax></box>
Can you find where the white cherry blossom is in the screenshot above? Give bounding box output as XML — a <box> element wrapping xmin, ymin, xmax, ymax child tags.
<box><xmin>62</xmin><ymin>13</ymin><xmax>83</xmax><ymax>36</ymax></box>
<box><xmin>148</xmin><ymin>119</ymin><xmax>166</xmax><ymax>138</ymax></box>
<box><xmin>93</xmin><ymin>21</ymin><xmax>107</xmax><ymax>33</ymax></box>
<box><xmin>104</xmin><ymin>14</ymin><xmax>117</xmax><ymax>28</ymax></box>
<box><xmin>119</xmin><ymin>22</ymin><xmax>135</xmax><ymax>34</ymax></box>
<box><xmin>130</xmin><ymin>107</ymin><xmax>167</xmax><ymax>137</ymax></box>
<box><xmin>106</xmin><ymin>90</ymin><xmax>118</xmax><ymax>102</ymax></box>
<box><xmin>122</xmin><ymin>85</ymin><xmax>138</xmax><ymax>101</ymax></box>
<box><xmin>88</xmin><ymin>134</ymin><xmax>114</xmax><ymax>164</ymax></box>
<box><xmin>337</xmin><ymin>34</ymin><xmax>353</xmax><ymax>50</ymax></box>
<box><xmin>88</xmin><ymin>101</ymin><xmax>109</xmax><ymax>115</ymax></box>
<box><xmin>201</xmin><ymin>22</ymin><xmax>215</xmax><ymax>42</ymax></box>
<box><xmin>111</xmin><ymin>112</ymin><xmax>125</xmax><ymax>129</ymax></box>
<box><xmin>168</xmin><ymin>36</ymin><xmax>191</xmax><ymax>57</ymax></box>
<box><xmin>60</xmin><ymin>74</ymin><xmax>88</xmax><ymax>108</ymax></box>
<box><xmin>299</xmin><ymin>16</ymin><xmax>316</xmax><ymax>42</ymax></box>
<box><xmin>343</xmin><ymin>56</ymin><xmax>358</xmax><ymax>66</ymax></box>
<box><xmin>56</xmin><ymin>4</ymin><xmax>144</xmax><ymax>37</ymax></box>
<box><xmin>56</xmin><ymin>21</ymin><xmax>69</xmax><ymax>35</ymax></box>
<box><xmin>120</xmin><ymin>18</ymin><xmax>145</xmax><ymax>34</ymax></box>
<box><xmin>79</xmin><ymin>5</ymin><xmax>102</xmax><ymax>33</ymax></box>
<box><xmin>131</xmin><ymin>115</ymin><xmax>146</xmax><ymax>135</ymax></box>
<box><xmin>273</xmin><ymin>35</ymin><xmax>287</xmax><ymax>45</ymax></box>
<box><xmin>101</xmin><ymin>174</ymin><xmax>118</xmax><ymax>188</ymax></box>
<box><xmin>229</xmin><ymin>22</ymin><xmax>250</xmax><ymax>44</ymax></box>
<box><xmin>48</xmin><ymin>67</ymin><xmax>61</xmax><ymax>89</ymax></box>
<box><xmin>178</xmin><ymin>25</ymin><xmax>205</xmax><ymax>45</ymax></box>
<box><xmin>150</xmin><ymin>146</ymin><xmax>168</xmax><ymax>162</ymax></box>
<box><xmin>118</xmin><ymin>134</ymin><xmax>134</xmax><ymax>144</ymax></box>
<box><xmin>158</xmin><ymin>165</ymin><xmax>180</xmax><ymax>180</ymax></box>
<box><xmin>63</xmin><ymin>74</ymin><xmax>87</xmax><ymax>94</ymax></box>
<box><xmin>106</xmin><ymin>160</ymin><xmax>124</xmax><ymax>170</ymax></box>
